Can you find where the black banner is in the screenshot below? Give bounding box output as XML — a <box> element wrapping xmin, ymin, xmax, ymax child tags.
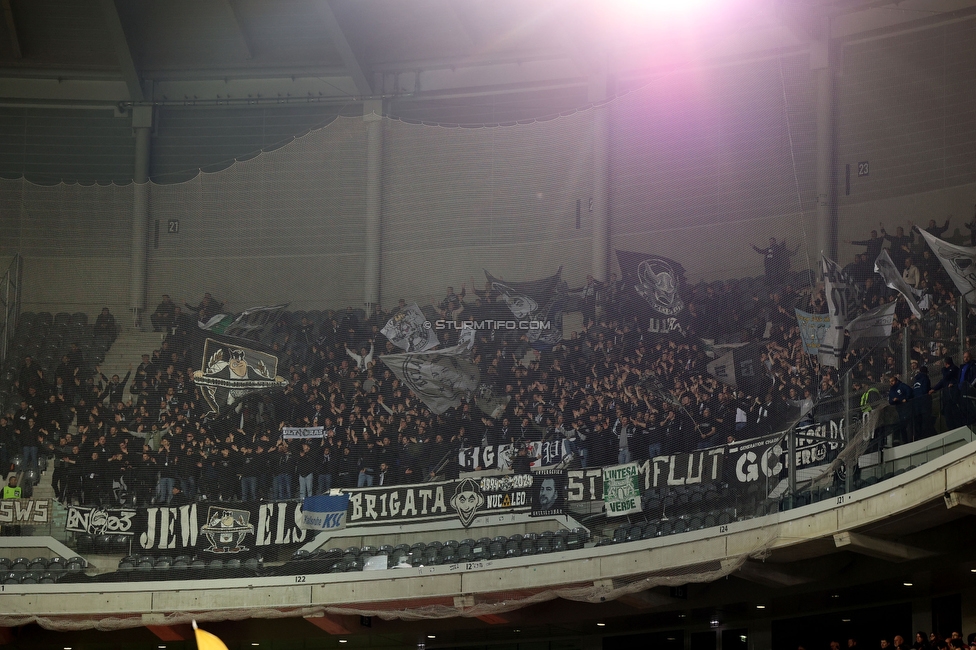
<box><xmin>134</xmin><ymin>501</ymin><xmax>306</xmax><ymax>554</ymax></box>
<box><xmin>347</xmin><ymin>475</ymin><xmax>533</xmax><ymax>528</ymax></box>
<box><xmin>562</xmin><ymin>420</ymin><xmax>847</xmax><ymax>501</ymax></box>
<box><xmin>531</xmin><ymin>470</ymin><xmax>567</xmax><ymax>517</ymax></box>
<box><xmin>65</xmin><ymin>505</ymin><xmax>137</xmax><ymax>536</ymax></box>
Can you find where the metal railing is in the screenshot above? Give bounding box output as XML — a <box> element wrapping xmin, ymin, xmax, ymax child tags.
<box><xmin>0</xmin><ymin>253</ymin><xmax>23</xmax><ymax>366</ymax></box>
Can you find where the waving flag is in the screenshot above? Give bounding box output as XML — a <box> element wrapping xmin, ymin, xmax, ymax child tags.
<box><xmin>874</xmin><ymin>249</ymin><xmax>922</xmax><ymax>319</ymax></box>
<box><xmin>916</xmin><ymin>228</ymin><xmax>976</xmax><ymax>304</ymax></box>
<box><xmin>382</xmin><ymin>303</ymin><xmax>439</xmax><ymax>352</ymax></box>
<box><xmin>381</xmin><ymin>347</ymin><xmax>480</xmax><ymax>415</ymax></box>
<box><xmin>193</xmin><ymin>621</ymin><xmax>229</xmax><ymax>650</ymax></box>
<box><xmin>485</xmin><ymin>267</ymin><xmax>564</xmax><ymax>346</ymax></box>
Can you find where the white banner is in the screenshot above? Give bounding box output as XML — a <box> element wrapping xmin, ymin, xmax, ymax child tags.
<box><xmin>282</xmin><ymin>426</ymin><xmax>325</xmax><ymax>439</ymax></box>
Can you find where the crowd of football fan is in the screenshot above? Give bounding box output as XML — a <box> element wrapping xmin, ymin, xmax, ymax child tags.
<box><xmin>4</xmin><ymin>217</ymin><xmax>976</xmax><ymax>508</ymax></box>
<box><xmin>816</xmin><ymin>630</ymin><xmax>976</xmax><ymax>650</ymax></box>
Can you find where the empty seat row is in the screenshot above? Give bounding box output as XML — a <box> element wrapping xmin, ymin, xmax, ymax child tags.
<box><xmin>0</xmin><ymin>556</ymin><xmax>84</xmax><ymax>572</ymax></box>
<box><xmin>283</xmin><ymin>529</ymin><xmax>592</xmax><ymax>575</ymax></box>
<box><xmin>117</xmin><ymin>555</ymin><xmax>262</xmax><ymax>574</ymax></box>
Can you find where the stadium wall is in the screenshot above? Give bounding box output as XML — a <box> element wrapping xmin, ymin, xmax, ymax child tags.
<box><xmin>0</xmin><ymin>19</ymin><xmax>973</xmax><ymax>314</ymax></box>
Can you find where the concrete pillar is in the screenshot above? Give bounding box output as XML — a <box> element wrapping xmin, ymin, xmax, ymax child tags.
<box><xmin>130</xmin><ymin>106</ymin><xmax>152</xmax><ymax>322</ymax></box>
<box><xmin>811</xmin><ymin>18</ymin><xmax>835</xmax><ymax>261</ymax></box>
<box><xmin>590</xmin><ymin>70</ymin><xmax>611</xmax><ymax>284</ymax></box>
<box><xmin>363</xmin><ymin>99</ymin><xmax>384</xmax><ymax>316</ymax></box>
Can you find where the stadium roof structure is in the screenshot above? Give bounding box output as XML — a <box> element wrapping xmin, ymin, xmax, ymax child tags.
<box><xmin>0</xmin><ymin>0</ymin><xmax>973</xmax><ymax>123</ymax></box>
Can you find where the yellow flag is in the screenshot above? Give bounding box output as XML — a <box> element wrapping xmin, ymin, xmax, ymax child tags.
<box><xmin>192</xmin><ymin>621</ymin><xmax>229</xmax><ymax>650</ymax></box>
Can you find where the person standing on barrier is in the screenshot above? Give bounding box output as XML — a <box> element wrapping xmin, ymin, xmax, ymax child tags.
<box><xmin>911</xmin><ymin>365</ymin><xmax>933</xmax><ymax>441</ymax></box>
<box><xmin>888</xmin><ymin>374</ymin><xmax>913</xmax><ymax>445</ymax></box>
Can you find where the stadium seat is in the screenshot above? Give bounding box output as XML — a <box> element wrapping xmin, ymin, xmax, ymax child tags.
<box><xmin>488</xmin><ymin>542</ymin><xmax>505</xmax><ymax>559</ymax></box>
<box><xmin>612</xmin><ymin>526</ymin><xmax>629</xmax><ymax>544</ymax></box>
<box><xmin>470</xmin><ymin>542</ymin><xmax>488</xmax><ymax>561</ymax></box>
<box><xmin>626</xmin><ymin>525</ymin><xmax>642</xmax><ymax>542</ymax></box>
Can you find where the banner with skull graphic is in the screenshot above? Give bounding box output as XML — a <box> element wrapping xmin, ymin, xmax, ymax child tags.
<box><xmin>616</xmin><ymin>250</ymin><xmax>688</xmax><ymax>334</ymax></box>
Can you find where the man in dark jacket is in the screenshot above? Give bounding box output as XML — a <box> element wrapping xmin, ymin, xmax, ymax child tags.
<box><xmin>930</xmin><ymin>355</ymin><xmax>964</xmax><ymax>428</ymax></box>
<box><xmin>888</xmin><ymin>374</ymin><xmax>913</xmax><ymax>444</ymax></box>
<box><xmin>911</xmin><ymin>365</ymin><xmax>933</xmax><ymax>440</ymax></box>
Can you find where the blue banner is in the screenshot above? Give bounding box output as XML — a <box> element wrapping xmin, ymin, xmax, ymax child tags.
<box><xmin>301</xmin><ymin>494</ymin><xmax>351</xmax><ymax>531</ymax></box>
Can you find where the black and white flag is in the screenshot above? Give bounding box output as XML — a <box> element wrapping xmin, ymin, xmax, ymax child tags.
<box><xmin>916</xmin><ymin>228</ymin><xmax>976</xmax><ymax>304</ymax></box>
<box><xmin>193</xmin><ymin>338</ymin><xmax>288</xmax><ymax>417</ymax></box>
<box><xmin>485</xmin><ymin>268</ymin><xmax>564</xmax><ymax>347</ymax></box>
<box><xmin>381</xmin><ymin>347</ymin><xmax>480</xmax><ymax>415</ymax></box>
<box><xmin>820</xmin><ymin>255</ymin><xmax>855</xmax><ymax>368</ymax></box>
<box><xmin>706</xmin><ymin>343</ymin><xmax>771</xmax><ymax>397</ymax></box>
<box><xmin>874</xmin><ymin>249</ymin><xmax>923</xmax><ymax>319</ymax></box>
<box><xmin>616</xmin><ymin>250</ymin><xmax>686</xmax><ymax>317</ymax></box>
<box><xmin>846</xmin><ymin>301</ymin><xmax>896</xmax><ymax>349</ymax></box>
<box><xmin>381</xmin><ymin>303</ymin><xmax>439</xmax><ymax>352</ymax></box>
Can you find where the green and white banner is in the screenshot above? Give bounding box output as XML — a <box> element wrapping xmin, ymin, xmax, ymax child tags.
<box><xmin>603</xmin><ymin>463</ymin><xmax>642</xmax><ymax>517</ymax></box>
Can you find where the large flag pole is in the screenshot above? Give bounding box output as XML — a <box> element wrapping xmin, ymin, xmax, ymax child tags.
<box><xmin>844</xmin><ymin>372</ymin><xmax>853</xmax><ymax>495</ymax></box>
<box><xmin>192</xmin><ymin>621</ymin><xmax>229</xmax><ymax>650</ymax></box>
<box><xmin>959</xmin><ymin>294</ymin><xmax>967</xmax><ymax>361</ymax></box>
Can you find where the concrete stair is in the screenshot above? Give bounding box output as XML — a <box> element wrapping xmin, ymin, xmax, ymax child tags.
<box><xmin>98</xmin><ymin>328</ymin><xmax>165</xmax><ymax>385</ymax></box>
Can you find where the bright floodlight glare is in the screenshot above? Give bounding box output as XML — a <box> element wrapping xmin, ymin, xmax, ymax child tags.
<box><xmin>604</xmin><ymin>0</ymin><xmax>724</xmax><ymax>19</ymax></box>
